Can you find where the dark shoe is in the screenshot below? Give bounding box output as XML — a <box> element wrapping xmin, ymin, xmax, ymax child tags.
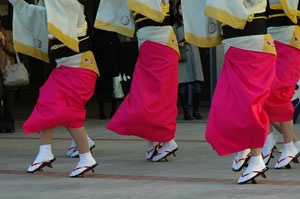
<box><xmin>193</xmin><ymin>93</ymin><xmax>202</xmax><ymax>119</ymax></box>
<box><xmin>192</xmin><ymin>109</ymin><xmax>203</xmax><ymax>119</ymax></box>
<box><xmin>183</xmin><ymin>108</ymin><xmax>193</xmax><ymax>120</ymax></box>
<box><xmin>6</xmin><ymin>128</ymin><xmax>15</xmax><ymax>133</ymax></box>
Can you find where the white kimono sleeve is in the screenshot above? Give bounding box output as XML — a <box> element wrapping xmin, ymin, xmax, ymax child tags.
<box><xmin>12</xmin><ymin>0</ymin><xmax>49</xmax><ymax>62</ymax></box>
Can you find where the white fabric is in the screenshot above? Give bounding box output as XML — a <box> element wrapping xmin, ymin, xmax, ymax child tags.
<box><xmin>12</xmin><ymin>0</ymin><xmax>49</xmax><ymax>62</ymax></box>
<box><xmin>44</xmin><ymin>0</ymin><xmax>85</xmax><ymax>52</ymax></box>
<box><xmin>181</xmin><ymin>0</ymin><xmax>221</xmax><ymax>47</ymax></box>
<box><xmin>94</xmin><ymin>0</ymin><xmax>135</xmax><ymax>37</ymax></box>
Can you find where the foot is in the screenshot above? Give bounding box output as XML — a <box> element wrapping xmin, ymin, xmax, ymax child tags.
<box><xmin>238</xmin><ymin>156</ymin><xmax>268</xmax><ymax>184</ymax></box>
<box><xmin>69</xmin><ymin>159</ymin><xmax>98</xmax><ymax>177</ymax></box>
<box><xmin>232</xmin><ymin>149</ymin><xmax>251</xmax><ymax>172</ymax></box>
<box><xmin>275</xmin><ymin>147</ymin><xmax>300</xmax><ymax>169</ymax></box>
<box><xmin>68</xmin><ymin>140</ymin><xmax>96</xmax><ymax>158</ymax></box>
<box><xmin>66</xmin><ymin>146</ymin><xmax>77</xmax><ymax>157</ymax></box>
<box><xmin>261</xmin><ymin>133</ymin><xmax>278</xmax><ymax>165</ymax></box>
<box><xmin>28</xmin><ymin>157</ymin><xmax>56</xmax><ymax>173</ymax></box>
<box><xmin>152</xmin><ymin>139</ymin><xmax>178</xmax><ymax>162</ymax></box>
<box><xmin>146</xmin><ymin>141</ymin><xmax>160</xmax><ymax>160</ymax></box>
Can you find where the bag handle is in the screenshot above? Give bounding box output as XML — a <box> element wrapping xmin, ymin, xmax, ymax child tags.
<box><xmin>14</xmin><ymin>47</ymin><xmax>21</xmax><ymax>64</ymax></box>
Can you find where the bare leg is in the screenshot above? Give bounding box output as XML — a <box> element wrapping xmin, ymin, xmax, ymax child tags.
<box><xmin>280</xmin><ymin>120</ymin><xmax>293</xmax><ymax>144</ymax></box>
<box><xmin>67</xmin><ymin>127</ymin><xmax>89</xmax><ymax>154</ymax></box>
<box><xmin>39</xmin><ymin>128</ymin><xmax>54</xmax><ymax>145</ymax></box>
<box><xmin>273</xmin><ymin>121</ymin><xmax>299</xmax><ymax>142</ymax></box>
<box><xmin>250</xmin><ymin>148</ymin><xmax>261</xmax><ymax>156</ymax></box>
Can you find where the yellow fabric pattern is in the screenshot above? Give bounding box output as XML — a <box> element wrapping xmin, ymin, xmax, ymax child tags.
<box><xmin>205</xmin><ymin>5</ymin><xmax>247</xmax><ymax>30</ymax></box>
<box><xmin>47</xmin><ymin>23</ymin><xmax>79</xmax><ymax>53</ymax></box>
<box><xmin>79</xmin><ymin>51</ymin><xmax>99</xmax><ymax>76</ymax></box>
<box><xmin>280</xmin><ymin>0</ymin><xmax>299</xmax><ymax>24</ymax></box>
<box><xmin>262</xmin><ymin>34</ymin><xmax>277</xmax><ymax>55</ymax></box>
<box><xmin>126</xmin><ymin>0</ymin><xmax>165</xmax><ymax>22</ymax></box>
<box><xmin>289</xmin><ymin>26</ymin><xmax>300</xmax><ymax>49</ymax></box>
<box><xmin>14</xmin><ymin>41</ymin><xmax>49</xmax><ymax>63</ymax></box>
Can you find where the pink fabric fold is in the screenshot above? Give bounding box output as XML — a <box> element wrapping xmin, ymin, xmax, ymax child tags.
<box><xmin>23</xmin><ymin>66</ymin><xmax>96</xmax><ymax>134</ymax></box>
<box><xmin>107</xmin><ymin>41</ymin><xmax>179</xmax><ymax>142</ymax></box>
<box><xmin>205</xmin><ymin>46</ymin><xmax>276</xmax><ymax>156</ymax></box>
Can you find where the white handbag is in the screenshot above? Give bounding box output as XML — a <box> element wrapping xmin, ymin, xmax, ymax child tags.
<box><xmin>112</xmin><ymin>73</ymin><xmax>131</xmax><ymax>99</ymax></box>
<box><xmin>3</xmin><ymin>51</ymin><xmax>29</xmax><ymax>87</ymax></box>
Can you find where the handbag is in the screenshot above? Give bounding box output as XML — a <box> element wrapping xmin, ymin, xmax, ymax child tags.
<box><xmin>3</xmin><ymin>51</ymin><xmax>29</xmax><ymax>87</ymax></box>
<box><xmin>112</xmin><ymin>73</ymin><xmax>131</xmax><ymax>99</ymax></box>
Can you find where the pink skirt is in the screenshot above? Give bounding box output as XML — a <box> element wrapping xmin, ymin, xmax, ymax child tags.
<box><xmin>264</xmin><ymin>41</ymin><xmax>300</xmax><ymax>121</ymax></box>
<box><xmin>23</xmin><ymin>66</ymin><xmax>97</xmax><ymax>134</ymax></box>
<box><xmin>107</xmin><ymin>41</ymin><xmax>179</xmax><ymax>142</ymax></box>
<box><xmin>205</xmin><ymin>46</ymin><xmax>276</xmax><ymax>156</ymax></box>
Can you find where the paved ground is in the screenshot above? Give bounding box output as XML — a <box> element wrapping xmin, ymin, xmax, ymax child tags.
<box><xmin>1</xmin><ymin>97</ymin><xmax>300</xmax><ymax>199</ymax></box>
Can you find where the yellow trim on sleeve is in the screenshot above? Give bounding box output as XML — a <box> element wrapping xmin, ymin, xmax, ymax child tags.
<box><xmin>14</xmin><ymin>41</ymin><xmax>49</xmax><ymax>63</ymax></box>
<box><xmin>48</xmin><ymin>23</ymin><xmax>79</xmax><ymax>52</ymax></box>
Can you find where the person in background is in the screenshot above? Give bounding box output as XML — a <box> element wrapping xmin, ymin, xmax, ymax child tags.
<box><xmin>92</xmin><ymin>29</ymin><xmax>122</xmax><ymax>120</ymax></box>
<box><xmin>0</xmin><ymin>14</ymin><xmax>17</xmax><ymax>133</ymax></box>
<box><xmin>173</xmin><ymin>0</ymin><xmax>204</xmax><ymax>120</ymax></box>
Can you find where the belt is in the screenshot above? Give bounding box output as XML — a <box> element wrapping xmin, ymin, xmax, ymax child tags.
<box><xmin>222</xmin><ymin>13</ymin><xmax>267</xmax><ymax>40</ymax></box>
<box><xmin>267</xmin><ymin>9</ymin><xmax>299</xmax><ymax>27</ymax></box>
<box><xmin>135</xmin><ymin>14</ymin><xmax>171</xmax><ymax>30</ymax></box>
<box><xmin>48</xmin><ymin>36</ymin><xmax>91</xmax><ymax>60</ymax></box>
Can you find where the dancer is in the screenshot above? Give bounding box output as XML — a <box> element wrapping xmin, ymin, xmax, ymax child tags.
<box><xmin>9</xmin><ymin>0</ymin><xmax>99</xmax><ymax>177</ymax></box>
<box><xmin>182</xmin><ymin>0</ymin><xmax>276</xmax><ymax>184</ymax></box>
<box><xmin>260</xmin><ymin>0</ymin><xmax>300</xmax><ymax>169</ymax></box>
<box><xmin>95</xmin><ymin>0</ymin><xmax>179</xmax><ymax>162</ymax></box>
<box><xmin>233</xmin><ymin>0</ymin><xmax>300</xmax><ymax>172</ymax></box>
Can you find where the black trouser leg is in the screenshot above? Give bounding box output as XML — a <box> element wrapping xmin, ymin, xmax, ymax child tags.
<box><xmin>179</xmin><ymin>93</ymin><xmax>192</xmax><ymax>120</ymax></box>
<box><xmin>3</xmin><ymin>90</ymin><xmax>15</xmax><ymax>132</ymax></box>
<box><xmin>192</xmin><ymin>93</ymin><xmax>203</xmax><ymax>119</ymax></box>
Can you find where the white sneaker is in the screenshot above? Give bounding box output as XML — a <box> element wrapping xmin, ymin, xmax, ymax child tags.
<box><xmin>262</xmin><ymin>133</ymin><xmax>278</xmax><ymax>165</ymax></box>
<box><xmin>152</xmin><ymin>139</ymin><xmax>178</xmax><ymax>162</ymax></box>
<box><xmin>238</xmin><ymin>155</ymin><xmax>268</xmax><ymax>184</ymax></box>
<box><xmin>275</xmin><ymin>144</ymin><xmax>299</xmax><ymax>169</ymax></box>
<box><xmin>232</xmin><ymin>149</ymin><xmax>251</xmax><ymax>172</ymax></box>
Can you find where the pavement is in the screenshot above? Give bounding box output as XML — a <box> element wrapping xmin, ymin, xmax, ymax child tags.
<box><xmin>1</xmin><ymin>96</ymin><xmax>300</xmax><ymax>199</ymax></box>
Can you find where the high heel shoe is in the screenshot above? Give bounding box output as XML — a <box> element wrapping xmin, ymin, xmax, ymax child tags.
<box><xmin>232</xmin><ymin>149</ymin><xmax>251</xmax><ymax>172</ymax></box>
<box><xmin>69</xmin><ymin>163</ymin><xmax>99</xmax><ymax>178</ymax></box>
<box><xmin>152</xmin><ymin>140</ymin><xmax>178</xmax><ymax>162</ymax></box>
<box><xmin>27</xmin><ymin>158</ymin><xmax>56</xmax><ymax>173</ymax></box>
